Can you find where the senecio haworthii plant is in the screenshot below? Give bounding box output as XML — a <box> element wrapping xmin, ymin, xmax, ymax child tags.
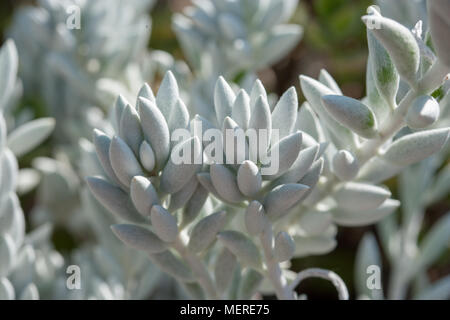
<box><xmin>86</xmin><ymin>1</ymin><xmax>450</xmax><ymax>300</ymax></box>
<box><xmin>0</xmin><ymin>40</ymin><xmax>61</xmax><ymax>300</ymax></box>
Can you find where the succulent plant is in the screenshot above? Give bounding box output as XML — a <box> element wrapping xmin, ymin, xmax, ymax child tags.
<box><xmin>173</xmin><ymin>0</ymin><xmax>302</xmax><ymax>77</ymax></box>
<box><xmin>0</xmin><ymin>40</ymin><xmax>61</xmax><ymax>300</ymax></box>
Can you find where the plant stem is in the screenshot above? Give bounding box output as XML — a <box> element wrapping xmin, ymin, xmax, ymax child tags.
<box><xmin>172</xmin><ymin>237</ymin><xmax>219</xmax><ymax>299</ymax></box>
<box><xmin>289</xmin><ymin>268</ymin><xmax>349</xmax><ymax>300</ymax></box>
<box><xmin>259</xmin><ymin>224</ymin><xmax>294</xmax><ymax>300</ymax></box>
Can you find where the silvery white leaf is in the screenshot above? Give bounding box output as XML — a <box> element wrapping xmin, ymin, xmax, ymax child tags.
<box><xmin>332</xmin><ymin>150</ymin><xmax>359</xmax><ymax>181</ymax></box>
<box><xmin>415</xmin><ymin>275</ymin><xmax>450</xmax><ymax>300</ymax></box>
<box><xmin>0</xmin><ymin>234</ymin><xmax>15</xmax><ymax>277</ymax></box>
<box><xmin>265</xmin><ymin>131</ymin><xmax>302</xmax><ymax>179</ymax></box>
<box><xmin>188</xmin><ymin>211</ymin><xmax>227</xmax><ymax>253</ymax></box>
<box><xmin>293</xmin><ymin>234</ymin><xmax>336</xmax><ymax>258</ymax></box>
<box><xmin>274</xmin><ymin>231</ymin><xmax>295</xmax><ymax>262</ymax></box>
<box><xmin>136</xmin><ymin>83</ymin><xmax>155</xmax><ymax>106</ymax></box>
<box><xmin>150</xmin><ymin>250</ymin><xmax>194</xmax><ymax>283</ymax></box>
<box><xmin>232</xmin><ymin>89</ymin><xmax>251</xmax><ymax>130</ymax></box>
<box><xmin>19</xmin><ymin>283</ymin><xmax>39</xmax><ymax>300</ymax></box>
<box><xmin>138</xmin><ymin>97</ymin><xmax>170</xmax><ymax>170</ymax></box>
<box><xmin>0</xmin><ymin>277</ymin><xmax>15</xmax><ymax>300</ymax></box>
<box><xmin>168</xmin><ymin>175</ymin><xmax>198</xmax><ymax>212</ymax></box>
<box><xmin>299</xmin><ymin>75</ymin><xmax>354</xmax><ymax>148</ymax></box>
<box><xmin>414</xmin><ymin>213</ymin><xmax>450</xmax><ymax>272</ymax></box>
<box><xmin>365</xmin><ymin>52</ymin><xmax>391</xmax><ymax>123</ymax></box>
<box><xmin>277</xmin><ymin>145</ymin><xmax>319</xmax><ymax>184</ymax></box>
<box><xmin>271</xmin><ymin>87</ymin><xmax>298</xmax><ymax>142</ymax></box>
<box><xmin>249</xmin><ymin>95</ymin><xmax>272</xmax><ymax>152</ymax></box>
<box><xmin>196</xmin><ymin>172</ymin><xmax>222</xmax><ymax>200</ymax></box>
<box><xmin>362</xmin><ymin>15</ymin><xmax>420</xmax><ymax>85</ymax></box>
<box><xmin>114</xmin><ymin>95</ymin><xmax>128</xmax><ymax>130</ymax></box>
<box><xmin>7</xmin><ymin>118</ymin><xmax>55</xmax><ymax>158</ymax></box>
<box><xmin>86</xmin><ymin>176</ymin><xmax>146</xmax><ymax>224</ymax></box>
<box><xmin>264</xmin><ymin>183</ymin><xmax>309</xmax><ymax>219</ymax></box>
<box><xmin>382</xmin><ymin>128</ymin><xmax>450</xmax><ymax>166</ymax></box>
<box><xmin>0</xmin><ymin>39</ymin><xmax>18</xmax><ymax>109</ymax></box>
<box><xmin>0</xmin><ymin>193</ymin><xmax>25</xmax><ymax>245</ymax></box>
<box><xmin>181</xmin><ymin>183</ymin><xmax>210</xmax><ymax>228</ymax></box>
<box><xmin>0</xmin><ymin>113</ymin><xmax>6</xmax><ymax>151</ymax></box>
<box><xmin>130</xmin><ymin>176</ymin><xmax>159</xmax><ymax>217</ymax></box>
<box><xmin>214</xmin><ymin>247</ymin><xmax>237</xmax><ymax>294</ymax></box>
<box><xmin>156</xmin><ymin>71</ymin><xmax>179</xmax><ymax>121</ymax></box>
<box><xmin>167</xmin><ymin>98</ymin><xmax>189</xmax><ymax>133</ymax></box>
<box><xmin>92</xmin><ymin>129</ymin><xmax>122</xmax><ymax>186</ymax></box>
<box><xmin>250</xmin><ymin>80</ymin><xmax>268</xmax><ymax>112</ymax></box>
<box><xmin>237</xmin><ymin>269</ymin><xmax>263</xmax><ymax>299</ymax></box>
<box><xmin>297</xmin><ymin>211</ymin><xmax>333</xmax><ymax>236</ymax></box>
<box><xmin>296</xmin><ymin>102</ymin><xmax>324</xmax><ymax>141</ymax></box>
<box><xmin>210</xmin><ymin>163</ymin><xmax>244</xmax><ymax>203</ymax></box>
<box><xmin>245</xmin><ymin>200</ymin><xmax>268</xmax><ymax>237</ymax></box>
<box><xmin>321</xmin><ymin>95</ymin><xmax>377</xmax><ymax>139</ymax></box>
<box><xmin>191</xmin><ymin>114</ymin><xmax>216</xmax><ymax>148</ymax></box>
<box><xmin>367</xmin><ymin>29</ymin><xmax>399</xmax><ymax>107</ymax></box>
<box><xmin>222</xmin><ymin>116</ymin><xmax>248</xmax><ymax>164</ymax></box>
<box><xmin>111</xmin><ymin>224</ymin><xmax>167</xmax><ymax>254</ymax></box>
<box><xmin>160</xmin><ymin>137</ymin><xmax>202</xmax><ymax>194</ymax></box>
<box><xmin>119</xmin><ymin>104</ymin><xmax>143</xmax><ymax>155</ymax></box>
<box><xmin>256</xmin><ymin>25</ymin><xmax>303</xmax><ymax>68</ymax></box>
<box><xmin>0</xmin><ymin>149</ymin><xmax>18</xmax><ymax>195</ymax></box>
<box><xmin>139</xmin><ymin>141</ymin><xmax>156</xmax><ymax>172</ymax></box>
<box><xmin>356</xmin><ymin>156</ymin><xmax>402</xmax><ymax>184</ymax></box>
<box><xmin>406</xmin><ymin>95</ymin><xmax>439</xmax><ymax>129</ymax></box>
<box><xmin>150</xmin><ymin>205</ymin><xmax>178</xmax><ymax>243</ymax></box>
<box><xmin>109</xmin><ymin>136</ymin><xmax>143</xmax><ymax>187</ymax></box>
<box><xmin>217</xmin><ymin>231</ymin><xmax>261</xmax><ymax>269</ymax></box>
<box><xmin>319</xmin><ymin>69</ymin><xmax>342</xmax><ymax>95</ymax></box>
<box><xmin>214</xmin><ymin>76</ymin><xmax>235</xmax><ymax>125</ymax></box>
<box><xmin>332</xmin><ymin>198</ymin><xmax>400</xmax><ymax>226</ymax></box>
<box><xmin>333</xmin><ymin>182</ymin><xmax>391</xmax><ymax>211</ymax></box>
<box><xmin>237</xmin><ymin>160</ymin><xmax>262</xmax><ymax>197</ymax></box>
<box><xmin>297</xmin><ymin>158</ymin><xmax>324</xmax><ymax>198</ymax></box>
<box><xmin>355</xmin><ymin>233</ymin><xmax>383</xmax><ymax>300</ymax></box>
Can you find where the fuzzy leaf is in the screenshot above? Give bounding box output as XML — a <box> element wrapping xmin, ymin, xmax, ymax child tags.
<box><xmin>86</xmin><ymin>176</ymin><xmax>146</xmax><ymax>224</ymax></box>
<box><xmin>333</xmin><ymin>182</ymin><xmax>391</xmax><ymax>212</ymax></box>
<box><xmin>406</xmin><ymin>95</ymin><xmax>439</xmax><ymax>129</ymax></box>
<box><xmin>130</xmin><ymin>176</ymin><xmax>159</xmax><ymax>217</ymax></box>
<box><xmin>217</xmin><ymin>231</ymin><xmax>261</xmax><ymax>269</ymax></box>
<box><xmin>150</xmin><ymin>205</ymin><xmax>178</xmax><ymax>243</ymax></box>
<box><xmin>189</xmin><ymin>211</ymin><xmax>227</xmax><ymax>253</ymax></box>
<box><xmin>210</xmin><ymin>164</ymin><xmax>244</xmax><ymax>203</ymax></box>
<box><xmin>245</xmin><ymin>200</ymin><xmax>268</xmax><ymax>236</ymax></box>
<box><xmin>119</xmin><ymin>104</ymin><xmax>143</xmax><ymax>155</ymax></box>
<box><xmin>383</xmin><ymin>128</ymin><xmax>450</xmax><ymax>166</ymax></box>
<box><xmin>7</xmin><ymin>118</ymin><xmax>55</xmax><ymax>158</ymax></box>
<box><xmin>264</xmin><ymin>183</ymin><xmax>309</xmax><ymax>219</ymax></box>
<box><xmin>321</xmin><ymin>95</ymin><xmax>377</xmax><ymax>139</ymax></box>
<box><xmin>160</xmin><ymin>137</ymin><xmax>202</xmax><ymax>194</ymax></box>
<box><xmin>109</xmin><ymin>136</ymin><xmax>143</xmax><ymax>187</ymax></box>
<box><xmin>138</xmin><ymin>97</ymin><xmax>170</xmax><ymax>170</ymax></box>
<box><xmin>237</xmin><ymin>160</ymin><xmax>262</xmax><ymax>197</ymax></box>
<box><xmin>214</xmin><ymin>77</ymin><xmax>235</xmax><ymax>125</ymax></box>
<box><xmin>362</xmin><ymin>15</ymin><xmax>420</xmax><ymax>85</ymax></box>
<box><xmin>111</xmin><ymin>224</ymin><xmax>167</xmax><ymax>254</ymax></box>
<box><xmin>274</xmin><ymin>231</ymin><xmax>295</xmax><ymax>262</ymax></box>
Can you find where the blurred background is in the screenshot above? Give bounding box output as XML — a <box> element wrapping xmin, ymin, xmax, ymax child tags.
<box><xmin>0</xmin><ymin>0</ymin><xmax>448</xmax><ymax>299</ymax></box>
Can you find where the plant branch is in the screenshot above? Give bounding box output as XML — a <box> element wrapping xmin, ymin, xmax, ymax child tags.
<box><xmin>259</xmin><ymin>224</ymin><xmax>295</xmax><ymax>300</ymax></box>
<box><xmin>172</xmin><ymin>236</ymin><xmax>219</xmax><ymax>299</ymax></box>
